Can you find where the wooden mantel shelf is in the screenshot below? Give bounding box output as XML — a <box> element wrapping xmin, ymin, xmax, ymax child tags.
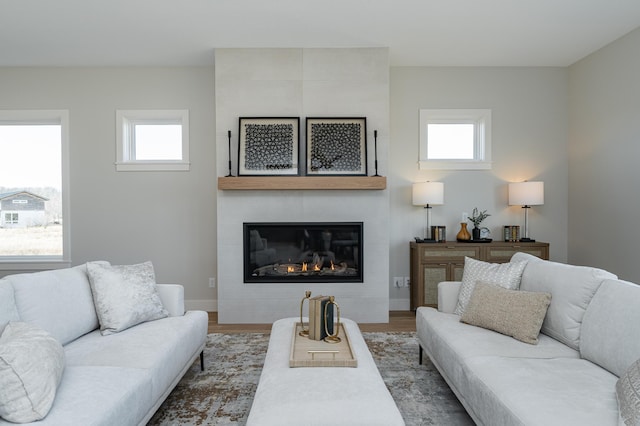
<box><xmin>218</xmin><ymin>176</ymin><xmax>386</xmax><ymax>190</ymax></box>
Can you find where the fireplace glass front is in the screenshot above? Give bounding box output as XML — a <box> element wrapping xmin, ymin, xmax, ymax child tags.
<box><xmin>243</xmin><ymin>222</ymin><xmax>363</xmax><ymax>283</ymax></box>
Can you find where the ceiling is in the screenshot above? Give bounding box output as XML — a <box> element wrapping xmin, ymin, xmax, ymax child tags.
<box><xmin>2</xmin><ymin>0</ymin><xmax>640</xmax><ymax>67</ymax></box>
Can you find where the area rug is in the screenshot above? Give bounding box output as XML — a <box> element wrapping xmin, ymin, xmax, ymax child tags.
<box><xmin>147</xmin><ymin>332</ymin><xmax>473</xmax><ymax>425</ymax></box>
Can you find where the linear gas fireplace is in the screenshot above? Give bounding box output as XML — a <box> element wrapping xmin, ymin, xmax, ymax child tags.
<box><xmin>243</xmin><ymin>222</ymin><xmax>363</xmax><ymax>283</ymax></box>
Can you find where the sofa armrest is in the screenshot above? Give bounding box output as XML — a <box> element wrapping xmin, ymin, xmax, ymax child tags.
<box><xmin>156</xmin><ymin>284</ymin><xmax>185</xmax><ymax>317</ymax></box>
<box><xmin>438</xmin><ymin>281</ymin><xmax>462</xmax><ymax>314</ymax></box>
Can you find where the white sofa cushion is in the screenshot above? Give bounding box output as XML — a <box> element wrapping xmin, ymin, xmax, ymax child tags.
<box><xmin>0</xmin><ymin>322</ymin><xmax>65</xmax><ymax>423</ymax></box>
<box><xmin>8</xmin><ymin>366</ymin><xmax>155</xmax><ymax>426</ymax></box>
<box><xmin>416</xmin><ymin>306</ymin><xmax>580</xmax><ymax>407</ymax></box>
<box><xmin>463</xmin><ymin>356</ymin><xmax>619</xmax><ymax>426</ymax></box>
<box><xmin>460</xmin><ymin>281</ymin><xmax>551</xmax><ymax>344</ymax></box>
<box><xmin>617</xmin><ymin>357</ymin><xmax>640</xmax><ymax>426</ymax></box>
<box><xmin>64</xmin><ymin>311</ymin><xmax>208</xmax><ymax>402</ymax></box>
<box><xmin>7</xmin><ymin>263</ymin><xmax>102</xmax><ymax>345</ymax></box>
<box><xmin>581</xmin><ymin>279</ymin><xmax>640</xmax><ymax>377</ymax></box>
<box><xmin>0</xmin><ymin>280</ymin><xmax>19</xmax><ymax>334</ymax></box>
<box><xmin>454</xmin><ymin>257</ymin><xmax>528</xmax><ymax>315</ymax></box>
<box><xmin>87</xmin><ymin>261</ymin><xmax>168</xmax><ymax>335</ymax></box>
<box><xmin>513</xmin><ymin>252</ymin><xmax>616</xmax><ymax>351</ymax></box>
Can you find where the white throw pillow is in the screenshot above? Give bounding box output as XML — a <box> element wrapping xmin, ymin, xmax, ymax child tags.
<box><xmin>87</xmin><ymin>261</ymin><xmax>168</xmax><ymax>335</ymax></box>
<box><xmin>0</xmin><ymin>322</ymin><xmax>65</xmax><ymax>423</ymax></box>
<box><xmin>617</xmin><ymin>358</ymin><xmax>640</xmax><ymax>426</ymax></box>
<box><xmin>454</xmin><ymin>257</ymin><xmax>528</xmax><ymax>315</ymax></box>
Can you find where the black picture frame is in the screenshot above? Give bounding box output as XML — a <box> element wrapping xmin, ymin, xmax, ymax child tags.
<box><xmin>305</xmin><ymin>117</ymin><xmax>367</xmax><ymax>176</ymax></box>
<box><xmin>238</xmin><ymin>117</ymin><xmax>300</xmax><ymax>176</ymax></box>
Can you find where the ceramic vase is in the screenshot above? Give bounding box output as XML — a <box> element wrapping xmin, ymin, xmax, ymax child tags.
<box><xmin>456</xmin><ymin>223</ymin><xmax>471</xmax><ymax>241</ymax></box>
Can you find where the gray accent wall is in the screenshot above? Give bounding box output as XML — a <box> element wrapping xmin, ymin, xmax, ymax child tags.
<box><xmin>569</xmin><ymin>27</ymin><xmax>640</xmax><ymax>282</ymax></box>
<box><xmin>389</xmin><ymin>67</ymin><xmax>570</xmax><ymax>308</ymax></box>
<box><xmin>0</xmin><ymin>67</ymin><xmax>218</xmax><ymax>308</ymax></box>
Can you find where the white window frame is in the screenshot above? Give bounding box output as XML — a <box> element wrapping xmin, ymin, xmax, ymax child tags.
<box><xmin>419</xmin><ymin>109</ymin><xmax>492</xmax><ymax>170</ymax></box>
<box><xmin>0</xmin><ymin>109</ymin><xmax>71</xmax><ymax>270</ymax></box>
<box><xmin>116</xmin><ymin>109</ymin><xmax>190</xmax><ymax>171</ymax></box>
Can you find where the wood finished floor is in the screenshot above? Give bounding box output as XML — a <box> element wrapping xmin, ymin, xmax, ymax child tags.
<box><xmin>208</xmin><ymin>311</ymin><xmax>416</xmax><ymax>334</ymax></box>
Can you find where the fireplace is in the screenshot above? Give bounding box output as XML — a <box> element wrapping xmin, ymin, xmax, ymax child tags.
<box><xmin>243</xmin><ymin>222</ymin><xmax>363</xmax><ymax>283</ymax></box>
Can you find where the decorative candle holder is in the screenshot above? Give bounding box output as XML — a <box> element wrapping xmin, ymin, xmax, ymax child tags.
<box><xmin>323</xmin><ymin>296</ymin><xmax>341</xmax><ymax>344</ymax></box>
<box><xmin>298</xmin><ymin>291</ymin><xmax>312</xmax><ymax>337</ymax></box>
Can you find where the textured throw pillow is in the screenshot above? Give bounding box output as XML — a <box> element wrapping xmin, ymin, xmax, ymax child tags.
<box><xmin>617</xmin><ymin>358</ymin><xmax>640</xmax><ymax>426</ymax></box>
<box><xmin>87</xmin><ymin>261</ymin><xmax>168</xmax><ymax>335</ymax></box>
<box><xmin>454</xmin><ymin>257</ymin><xmax>528</xmax><ymax>315</ymax></box>
<box><xmin>0</xmin><ymin>322</ymin><xmax>65</xmax><ymax>423</ymax></box>
<box><xmin>460</xmin><ymin>281</ymin><xmax>551</xmax><ymax>344</ymax></box>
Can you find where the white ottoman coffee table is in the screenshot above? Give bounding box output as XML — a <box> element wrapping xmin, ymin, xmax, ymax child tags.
<box><xmin>246</xmin><ymin>317</ymin><xmax>405</xmax><ymax>426</ymax></box>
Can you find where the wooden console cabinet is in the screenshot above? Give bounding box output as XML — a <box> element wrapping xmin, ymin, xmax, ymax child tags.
<box><xmin>409</xmin><ymin>241</ymin><xmax>549</xmax><ymax>310</ymax></box>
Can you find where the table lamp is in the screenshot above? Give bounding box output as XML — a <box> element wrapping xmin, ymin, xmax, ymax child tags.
<box><xmin>508</xmin><ymin>181</ymin><xmax>544</xmax><ymax>242</ymax></box>
<box><xmin>412</xmin><ymin>181</ymin><xmax>444</xmax><ymax>241</ymax></box>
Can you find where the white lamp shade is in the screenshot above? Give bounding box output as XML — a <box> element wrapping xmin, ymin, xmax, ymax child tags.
<box><xmin>508</xmin><ymin>181</ymin><xmax>544</xmax><ymax>206</ymax></box>
<box><xmin>412</xmin><ymin>182</ymin><xmax>444</xmax><ymax>206</ymax></box>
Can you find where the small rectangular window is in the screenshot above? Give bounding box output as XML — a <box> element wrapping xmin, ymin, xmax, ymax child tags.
<box><xmin>419</xmin><ymin>109</ymin><xmax>491</xmax><ymax>170</ymax></box>
<box><xmin>116</xmin><ymin>110</ymin><xmax>190</xmax><ymax>171</ymax></box>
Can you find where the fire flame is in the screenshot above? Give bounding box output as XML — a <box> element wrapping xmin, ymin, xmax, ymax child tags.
<box><xmin>313</xmin><ymin>264</ymin><xmax>321</xmax><ymax>271</ymax></box>
<box><xmin>302</xmin><ymin>263</ymin><xmax>307</xmax><ymax>272</ymax></box>
<box><xmin>287</xmin><ymin>266</ymin><xmax>294</xmax><ymax>273</ymax></box>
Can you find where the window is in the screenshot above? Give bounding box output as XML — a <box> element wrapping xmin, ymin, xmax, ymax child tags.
<box><xmin>0</xmin><ymin>110</ymin><xmax>70</xmax><ymax>267</ymax></box>
<box><xmin>419</xmin><ymin>109</ymin><xmax>492</xmax><ymax>170</ymax></box>
<box><xmin>116</xmin><ymin>110</ymin><xmax>190</xmax><ymax>171</ymax></box>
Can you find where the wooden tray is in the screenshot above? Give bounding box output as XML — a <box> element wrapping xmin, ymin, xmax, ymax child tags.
<box><xmin>289</xmin><ymin>322</ymin><xmax>357</xmax><ymax>368</ymax></box>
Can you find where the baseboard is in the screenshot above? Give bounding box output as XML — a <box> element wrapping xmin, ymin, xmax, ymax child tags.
<box><xmin>186</xmin><ymin>299</ymin><xmax>217</xmax><ymax>312</ymax></box>
<box><xmin>389</xmin><ymin>298</ymin><xmax>410</xmax><ymax>311</ymax></box>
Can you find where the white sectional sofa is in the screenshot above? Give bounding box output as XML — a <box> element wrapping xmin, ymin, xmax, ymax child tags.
<box><xmin>417</xmin><ymin>252</ymin><xmax>640</xmax><ymax>426</ymax></box>
<box><xmin>0</xmin><ymin>262</ymin><xmax>208</xmax><ymax>426</ymax></box>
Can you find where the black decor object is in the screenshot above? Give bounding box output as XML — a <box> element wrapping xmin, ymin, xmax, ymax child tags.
<box><xmin>373</xmin><ymin>129</ymin><xmax>380</xmax><ymax>176</ymax></box>
<box><xmin>243</xmin><ymin>222</ymin><xmax>363</xmax><ymax>283</ymax></box>
<box><xmin>226</xmin><ymin>130</ymin><xmax>233</xmax><ymax>177</ymax></box>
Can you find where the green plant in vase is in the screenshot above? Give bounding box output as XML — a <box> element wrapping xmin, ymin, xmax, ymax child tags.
<box><xmin>469</xmin><ymin>207</ymin><xmax>490</xmax><ymax>240</ymax></box>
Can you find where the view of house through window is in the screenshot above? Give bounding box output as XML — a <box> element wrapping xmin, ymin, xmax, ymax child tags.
<box><xmin>0</xmin><ymin>121</ymin><xmax>64</xmax><ymax>257</ymax></box>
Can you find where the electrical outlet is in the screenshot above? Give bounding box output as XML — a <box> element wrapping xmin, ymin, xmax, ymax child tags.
<box><xmin>462</xmin><ymin>212</ymin><xmax>469</xmax><ymax>222</ymax></box>
<box><xmin>393</xmin><ymin>277</ymin><xmax>403</xmax><ymax>288</ymax></box>
<box><xmin>209</xmin><ymin>277</ymin><xmax>216</xmax><ymax>288</ymax></box>
<box><xmin>404</xmin><ymin>277</ymin><xmax>410</xmax><ymax>287</ymax></box>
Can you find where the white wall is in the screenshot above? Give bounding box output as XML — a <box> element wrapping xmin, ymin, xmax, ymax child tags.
<box><xmin>568</xmin><ymin>28</ymin><xmax>640</xmax><ymax>281</ymax></box>
<box><xmin>0</xmin><ymin>63</ymin><xmax>577</xmax><ymax>314</ymax></box>
<box><xmin>215</xmin><ymin>48</ymin><xmax>391</xmax><ymax>323</ymax></box>
<box><xmin>0</xmin><ymin>67</ymin><xmax>218</xmax><ymax>307</ymax></box>
<box><xmin>389</xmin><ymin>67</ymin><xmax>570</xmax><ymax>308</ymax></box>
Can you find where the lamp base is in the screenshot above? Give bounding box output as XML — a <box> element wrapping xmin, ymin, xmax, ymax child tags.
<box><xmin>519</xmin><ymin>237</ymin><xmax>535</xmax><ymax>242</ymax></box>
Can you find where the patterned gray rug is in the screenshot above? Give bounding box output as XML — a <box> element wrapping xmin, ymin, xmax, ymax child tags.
<box><xmin>147</xmin><ymin>332</ymin><xmax>473</xmax><ymax>425</ymax></box>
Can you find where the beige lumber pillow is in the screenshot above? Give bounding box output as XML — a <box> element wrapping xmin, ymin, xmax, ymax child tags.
<box><xmin>460</xmin><ymin>281</ymin><xmax>551</xmax><ymax>344</ymax></box>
